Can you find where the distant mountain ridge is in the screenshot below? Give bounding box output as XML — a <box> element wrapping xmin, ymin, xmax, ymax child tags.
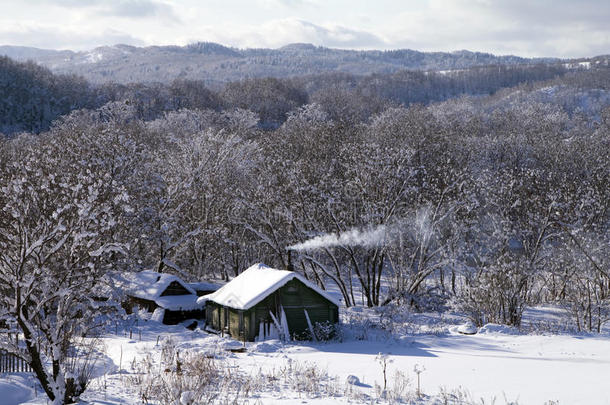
<box><xmin>0</xmin><ymin>42</ymin><xmax>566</xmax><ymax>85</ymax></box>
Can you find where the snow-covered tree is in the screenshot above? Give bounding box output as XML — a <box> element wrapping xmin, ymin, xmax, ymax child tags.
<box><xmin>0</xmin><ymin>130</ymin><xmax>128</xmax><ymax>403</ymax></box>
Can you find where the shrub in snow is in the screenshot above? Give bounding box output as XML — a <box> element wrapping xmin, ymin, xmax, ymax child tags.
<box><xmin>451</xmin><ymin>258</ymin><xmax>530</xmax><ymax>328</ymax></box>
<box><xmin>129</xmin><ymin>346</ymin><xmax>223</xmax><ymax>404</ymax></box>
<box><xmin>127</xmin><ymin>336</ymin><xmax>348</xmax><ymax>404</ymax></box>
<box><xmin>275</xmin><ymin>359</ymin><xmax>340</xmax><ymax>398</ymax></box>
<box><xmin>438</xmin><ymin>386</ymin><xmax>476</xmax><ymax>404</ymax></box>
<box><xmin>313</xmin><ymin>320</ymin><xmax>341</xmax><ymax>341</ymax></box>
<box><xmin>389</xmin><ymin>370</ymin><xmax>411</xmax><ymax>402</ymax></box>
<box><xmin>160</xmin><ymin>336</ymin><xmax>178</xmax><ymax>366</ymax></box>
<box><xmin>339</xmin><ymin>308</ymin><xmax>392</xmax><ymax>341</ymax></box>
<box><xmin>291</xmin><ymin>320</ymin><xmax>342</xmax><ymax>341</ymax></box>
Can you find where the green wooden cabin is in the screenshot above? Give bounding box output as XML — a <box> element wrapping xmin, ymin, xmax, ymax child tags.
<box><xmin>201</xmin><ymin>264</ymin><xmax>339</xmax><ymax>341</ymax></box>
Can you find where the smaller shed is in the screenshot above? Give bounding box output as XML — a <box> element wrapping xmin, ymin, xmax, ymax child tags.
<box><xmin>200</xmin><ymin>263</ymin><xmax>339</xmax><ymax>341</ymax></box>
<box><xmin>122</xmin><ymin>270</ymin><xmax>205</xmax><ymax>325</ymax></box>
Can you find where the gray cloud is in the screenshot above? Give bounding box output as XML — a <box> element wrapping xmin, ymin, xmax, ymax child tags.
<box><xmin>30</xmin><ymin>0</ymin><xmax>180</xmax><ymax>20</ymax></box>
<box><xmin>1</xmin><ymin>0</ymin><xmax>608</xmax><ymax>57</ymax></box>
<box><xmin>100</xmin><ymin>0</ymin><xmax>179</xmax><ymax>20</ymax></box>
<box><xmin>261</xmin><ymin>0</ymin><xmax>315</xmax><ymax>7</ymax></box>
<box><xmin>0</xmin><ymin>27</ymin><xmax>145</xmax><ymax>50</ymax></box>
<box><xmin>260</xmin><ymin>19</ymin><xmax>386</xmax><ymax>49</ymax></box>
<box><xmin>192</xmin><ymin>18</ymin><xmax>387</xmax><ymax>50</ymax></box>
<box><xmin>385</xmin><ymin>0</ymin><xmax>610</xmax><ymax>57</ymax></box>
<box><xmin>274</xmin><ymin>0</ymin><xmax>307</xmax><ymax>6</ymax></box>
<box><xmin>295</xmin><ymin>20</ymin><xmax>386</xmax><ymax>48</ymax></box>
<box><xmin>488</xmin><ymin>0</ymin><xmax>610</xmax><ymax>28</ymax></box>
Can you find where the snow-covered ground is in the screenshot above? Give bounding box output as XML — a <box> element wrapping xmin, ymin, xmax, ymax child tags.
<box><xmin>0</xmin><ymin>375</ymin><xmax>37</xmax><ymax>404</ymax></box>
<box><xmin>4</xmin><ymin>307</ymin><xmax>610</xmax><ymax>405</ymax></box>
<box><xmin>267</xmin><ymin>332</ymin><xmax>610</xmax><ymax>404</ymax></box>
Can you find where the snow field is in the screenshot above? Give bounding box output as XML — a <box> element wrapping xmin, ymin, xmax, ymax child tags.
<box><xmin>7</xmin><ymin>309</ymin><xmax>610</xmax><ymax>405</ymax></box>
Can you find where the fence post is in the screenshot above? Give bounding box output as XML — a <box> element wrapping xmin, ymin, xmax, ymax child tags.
<box><xmin>0</xmin><ymin>350</ymin><xmax>31</xmax><ymax>373</ymax></box>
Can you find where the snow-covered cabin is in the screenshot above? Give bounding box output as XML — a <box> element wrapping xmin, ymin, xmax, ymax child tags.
<box><xmin>121</xmin><ymin>270</ymin><xmax>205</xmax><ymax>325</ymax></box>
<box><xmin>200</xmin><ymin>263</ymin><xmax>339</xmax><ymax>341</ymax></box>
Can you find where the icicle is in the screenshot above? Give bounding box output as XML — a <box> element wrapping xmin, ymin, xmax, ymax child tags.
<box><xmin>304</xmin><ymin>309</ymin><xmax>318</xmax><ymax>341</ymax></box>
<box><xmin>269</xmin><ymin>310</ymin><xmax>284</xmax><ymax>340</ymax></box>
<box><xmin>280</xmin><ymin>306</ymin><xmax>291</xmax><ymax>341</ymax></box>
<box><xmin>268</xmin><ymin>323</ymin><xmax>279</xmax><ymax>339</ymax></box>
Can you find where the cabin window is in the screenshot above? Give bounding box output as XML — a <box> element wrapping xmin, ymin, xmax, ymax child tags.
<box><xmin>285</xmin><ymin>284</ymin><xmax>298</xmax><ymax>294</ymax></box>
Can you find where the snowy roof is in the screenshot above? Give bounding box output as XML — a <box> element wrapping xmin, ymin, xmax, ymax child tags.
<box><xmin>125</xmin><ymin>270</ymin><xmax>197</xmax><ymax>299</ymax></box>
<box><xmin>112</xmin><ymin>270</ymin><xmax>202</xmax><ymax>311</ymax></box>
<box><xmin>198</xmin><ymin>263</ymin><xmax>340</xmax><ymax>310</ymax></box>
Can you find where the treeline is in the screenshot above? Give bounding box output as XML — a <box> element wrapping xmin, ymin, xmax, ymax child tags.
<box><xmin>1</xmin><ymin>62</ymin><xmax>609</xmax><ymax>403</ymax></box>
<box><xmin>2</xmin><ymin>65</ymin><xmax>609</xmax><ymax>327</ymax></box>
<box><xmin>1</xmin><ymin>55</ymin><xmax>567</xmax><ymax>135</ymax></box>
<box><xmin>0</xmin><ymin>56</ymin><xmax>94</xmax><ymax>134</ymax></box>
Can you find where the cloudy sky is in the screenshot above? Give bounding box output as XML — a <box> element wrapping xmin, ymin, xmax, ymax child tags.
<box><xmin>1</xmin><ymin>0</ymin><xmax>608</xmax><ymax>57</ymax></box>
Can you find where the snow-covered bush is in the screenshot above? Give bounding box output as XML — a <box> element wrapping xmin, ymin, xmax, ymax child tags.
<box><xmin>129</xmin><ymin>340</ymin><xmax>345</xmax><ymax>404</ymax></box>
<box><xmin>451</xmin><ymin>257</ymin><xmax>531</xmax><ymax>328</ymax></box>
<box><xmin>63</xmin><ymin>338</ymin><xmax>107</xmax><ymax>402</ymax></box>
<box><xmin>275</xmin><ymin>358</ymin><xmax>340</xmax><ymax>398</ymax></box>
<box><xmin>130</xmin><ymin>348</ymin><xmax>224</xmax><ymax>404</ymax></box>
<box><xmin>313</xmin><ymin>320</ymin><xmax>341</xmax><ymax>341</ymax></box>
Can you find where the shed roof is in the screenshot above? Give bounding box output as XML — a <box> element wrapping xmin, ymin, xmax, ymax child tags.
<box><xmin>126</xmin><ymin>270</ymin><xmax>197</xmax><ymax>299</ymax></box>
<box><xmin>198</xmin><ymin>263</ymin><xmax>340</xmax><ymax>310</ymax></box>
<box><xmin>111</xmin><ymin>270</ymin><xmax>202</xmax><ymax>311</ymax></box>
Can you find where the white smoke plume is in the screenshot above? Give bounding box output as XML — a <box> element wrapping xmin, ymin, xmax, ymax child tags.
<box><xmin>288</xmin><ymin>225</ymin><xmax>388</xmax><ymax>251</ymax></box>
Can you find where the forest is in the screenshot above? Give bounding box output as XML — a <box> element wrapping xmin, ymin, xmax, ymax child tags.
<box><xmin>0</xmin><ymin>42</ymin><xmax>560</xmax><ymax>84</ymax></box>
<box><xmin>0</xmin><ymin>53</ymin><xmax>609</xmax><ymax>403</ymax></box>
